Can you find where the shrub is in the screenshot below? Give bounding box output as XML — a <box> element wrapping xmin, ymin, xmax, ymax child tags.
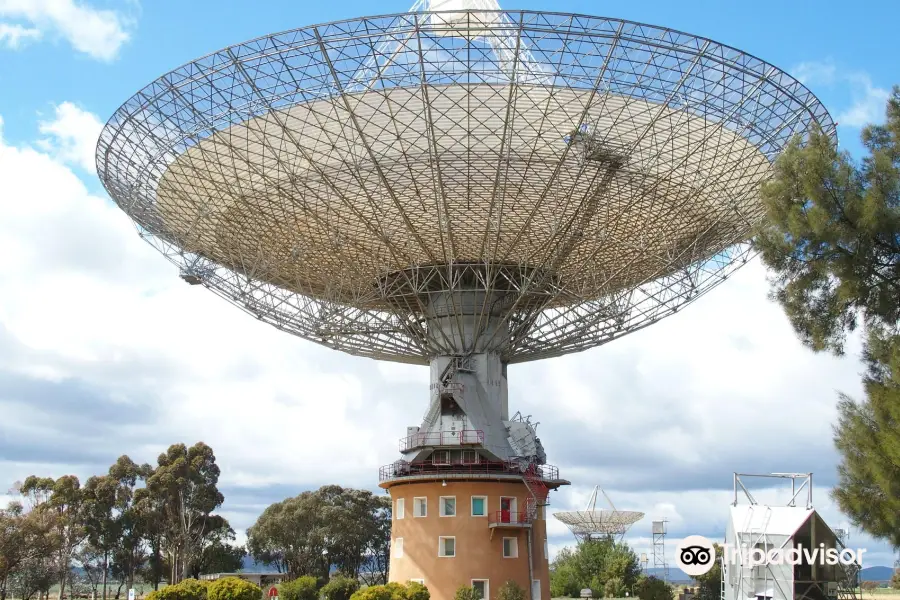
<box><xmin>349</xmin><ymin>583</ymin><xmax>410</xmax><ymax>600</ymax></box>
<box><xmin>454</xmin><ymin>586</ymin><xmax>479</xmax><ymax>600</ymax></box>
<box><xmin>322</xmin><ymin>577</ymin><xmax>359</xmax><ymax>600</ymax></box>
<box><xmin>207</xmin><ymin>577</ymin><xmax>261</xmax><ymax>600</ymax></box>
<box><xmin>349</xmin><ymin>587</ymin><xmax>390</xmax><ymax>600</ymax></box>
<box><xmin>496</xmin><ymin>582</ymin><xmax>525</xmax><ymax>600</ymax></box>
<box><xmin>281</xmin><ymin>577</ymin><xmax>319</xmax><ymax>600</ymax></box>
<box><xmin>405</xmin><ymin>582</ymin><xmax>429</xmax><ymax>600</ymax></box>
<box><xmin>861</xmin><ymin>581</ymin><xmax>879</xmax><ymax>592</ymax></box>
<box><xmin>154</xmin><ymin>580</ymin><xmax>212</xmax><ymax>600</ymax></box>
<box><xmin>604</xmin><ymin>577</ymin><xmax>625</xmax><ymax>598</ymax></box>
<box><xmin>636</xmin><ymin>577</ymin><xmax>673</xmax><ymax>600</ymax></box>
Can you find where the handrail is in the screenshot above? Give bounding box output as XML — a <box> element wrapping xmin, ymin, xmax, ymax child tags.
<box><xmin>379</xmin><ymin>459</ymin><xmax>560</xmax><ymax>483</ymax></box>
<box><xmin>491</xmin><ymin>510</ymin><xmax>530</xmax><ymax>525</ymax></box>
<box><xmin>399</xmin><ymin>429</ymin><xmax>484</xmax><ymax>451</ymax></box>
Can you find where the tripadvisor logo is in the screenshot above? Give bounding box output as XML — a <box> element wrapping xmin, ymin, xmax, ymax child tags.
<box><xmin>676</xmin><ymin>535</ymin><xmax>867</xmax><ymax>576</ymax></box>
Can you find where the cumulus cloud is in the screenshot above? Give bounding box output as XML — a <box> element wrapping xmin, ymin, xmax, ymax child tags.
<box><xmin>792</xmin><ymin>60</ymin><xmax>891</xmax><ymax>128</ymax></box>
<box><xmin>0</xmin><ymin>0</ymin><xmax>133</xmax><ymax>60</ymax></box>
<box><xmin>0</xmin><ymin>105</ymin><xmax>893</xmax><ymax>567</ymax></box>
<box><xmin>38</xmin><ymin>102</ymin><xmax>104</xmax><ymax>173</ymax></box>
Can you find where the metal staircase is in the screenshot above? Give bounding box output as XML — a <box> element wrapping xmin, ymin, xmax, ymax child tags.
<box><xmin>522</xmin><ymin>462</ymin><xmax>549</xmax><ymax>521</ymax></box>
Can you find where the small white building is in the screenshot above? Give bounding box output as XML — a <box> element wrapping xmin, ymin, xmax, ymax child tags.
<box><xmin>723</xmin><ymin>474</ymin><xmax>857</xmax><ymax>600</ymax></box>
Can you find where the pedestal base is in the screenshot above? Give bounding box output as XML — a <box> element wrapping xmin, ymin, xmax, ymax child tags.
<box><xmin>388</xmin><ymin>479</ymin><xmax>550</xmax><ymax>600</ymax></box>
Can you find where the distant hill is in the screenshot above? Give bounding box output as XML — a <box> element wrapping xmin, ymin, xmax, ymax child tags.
<box><xmin>642</xmin><ymin>568</ymin><xmax>692</xmax><ymax>584</ymax></box>
<box><xmin>238</xmin><ymin>556</ymin><xmax>281</xmax><ymax>574</ymax></box>
<box><xmin>861</xmin><ymin>566</ymin><xmax>895</xmax><ymax>582</ymax></box>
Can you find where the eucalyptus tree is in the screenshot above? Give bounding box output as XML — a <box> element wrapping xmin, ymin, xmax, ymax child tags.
<box><xmin>755</xmin><ymin>87</ymin><xmax>900</xmax><ymax>546</ymax></box>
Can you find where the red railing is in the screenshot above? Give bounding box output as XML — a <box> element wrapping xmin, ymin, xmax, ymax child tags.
<box><xmin>399</xmin><ymin>429</ymin><xmax>484</xmax><ymax>451</ymax></box>
<box><xmin>491</xmin><ymin>510</ymin><xmax>530</xmax><ymax>525</ymax></box>
<box><xmin>379</xmin><ymin>459</ymin><xmax>560</xmax><ymax>483</ymax></box>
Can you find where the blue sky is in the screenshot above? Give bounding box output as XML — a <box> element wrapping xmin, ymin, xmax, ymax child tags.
<box><xmin>0</xmin><ymin>0</ymin><xmax>898</xmax><ymax>571</ymax></box>
<box><xmin>1</xmin><ymin>0</ymin><xmax>897</xmax><ymax>159</ymax></box>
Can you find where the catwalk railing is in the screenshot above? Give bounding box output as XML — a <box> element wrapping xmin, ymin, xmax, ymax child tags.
<box><xmin>379</xmin><ymin>459</ymin><xmax>559</xmax><ymax>483</ymax></box>
<box><xmin>490</xmin><ymin>510</ymin><xmax>531</xmax><ymax>525</ymax></box>
<box><xmin>399</xmin><ymin>429</ymin><xmax>484</xmax><ymax>451</ymax></box>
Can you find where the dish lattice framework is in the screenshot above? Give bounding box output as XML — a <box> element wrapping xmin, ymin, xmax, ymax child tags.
<box><xmin>554</xmin><ymin>485</ymin><xmax>644</xmax><ymax>541</ymax></box>
<box><xmin>96</xmin><ymin>7</ymin><xmax>835</xmax><ymax>365</ymax></box>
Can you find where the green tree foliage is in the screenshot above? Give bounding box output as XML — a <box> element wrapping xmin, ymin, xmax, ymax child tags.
<box><xmin>247</xmin><ymin>486</ymin><xmax>390</xmax><ymax>581</ymax></box>
<box><xmin>550</xmin><ymin>539</ymin><xmax>642</xmax><ymax>597</ymax></box>
<box><xmin>155</xmin><ymin>578</ymin><xmax>212</xmax><ymax>600</ymax></box>
<box><xmin>754</xmin><ymin>87</ymin><xmax>900</xmax><ymax>547</ymax></box>
<box><xmin>495</xmin><ymin>581</ymin><xmax>525</xmax><ymax>600</ymax></box>
<box><xmin>692</xmin><ymin>544</ymin><xmax>723</xmax><ymax>600</ymax></box>
<box><xmin>349</xmin><ymin>582</ymin><xmax>420</xmax><ymax>600</ymax></box>
<box><xmin>16</xmin><ymin>475</ymin><xmax>86</xmax><ymax>600</ymax></box>
<box><xmin>603</xmin><ymin>577</ymin><xmax>625</xmax><ymax>598</ymax></box>
<box><xmin>321</xmin><ymin>576</ymin><xmax>360</xmax><ymax>600</ymax></box>
<box><xmin>146</xmin><ymin>442</ymin><xmax>225</xmax><ymax>582</ymax></box>
<box><xmin>454</xmin><ymin>586</ymin><xmax>480</xmax><ymax>600</ymax></box>
<box><xmin>190</xmin><ymin>517</ymin><xmax>245</xmax><ymax>578</ymax></box>
<box><xmin>891</xmin><ymin>568</ymin><xmax>900</xmax><ymax>590</ymax></box>
<box><xmin>1</xmin><ymin>443</ymin><xmax>232</xmax><ymax>600</ymax></box>
<box><xmin>404</xmin><ymin>581</ymin><xmax>429</xmax><ymax>600</ymax></box>
<box><xmin>207</xmin><ymin>577</ymin><xmax>261</xmax><ymax>600</ymax></box>
<box><xmin>280</xmin><ymin>576</ymin><xmax>319</xmax><ymax>600</ymax></box>
<box><xmin>636</xmin><ymin>577</ymin><xmax>674</xmax><ymax>600</ymax></box>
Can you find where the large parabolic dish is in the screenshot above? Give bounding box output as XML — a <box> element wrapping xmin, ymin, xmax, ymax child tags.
<box><xmin>96</xmin><ymin>9</ymin><xmax>835</xmax><ymax>364</ymax></box>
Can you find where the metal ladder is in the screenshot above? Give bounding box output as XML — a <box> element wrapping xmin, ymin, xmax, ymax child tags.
<box><xmin>522</xmin><ymin>463</ymin><xmax>548</xmax><ymax>522</ymax></box>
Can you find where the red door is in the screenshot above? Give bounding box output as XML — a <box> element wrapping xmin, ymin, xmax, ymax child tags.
<box><xmin>501</xmin><ymin>497</ymin><xmax>512</xmax><ymax>523</ymax></box>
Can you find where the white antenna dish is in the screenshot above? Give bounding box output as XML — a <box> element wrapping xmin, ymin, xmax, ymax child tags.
<box><xmin>554</xmin><ymin>486</ymin><xmax>644</xmax><ymax>542</ymax></box>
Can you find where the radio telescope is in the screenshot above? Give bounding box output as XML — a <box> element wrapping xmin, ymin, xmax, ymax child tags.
<box><xmin>555</xmin><ymin>486</ymin><xmax>645</xmax><ymax>542</ymax></box>
<box><xmin>95</xmin><ymin>0</ymin><xmax>834</xmax><ymax>596</ymax></box>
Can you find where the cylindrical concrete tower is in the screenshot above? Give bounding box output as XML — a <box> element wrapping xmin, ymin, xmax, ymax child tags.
<box><xmin>383</xmin><ymin>479</ymin><xmax>561</xmax><ymax>600</ymax></box>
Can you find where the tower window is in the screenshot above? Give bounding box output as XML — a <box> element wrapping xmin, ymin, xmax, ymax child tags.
<box><xmin>503</xmin><ymin>537</ymin><xmax>518</xmax><ymax>558</ymax></box>
<box><xmin>394</xmin><ymin>537</ymin><xmax>403</xmax><ymax>558</ymax></box>
<box><xmin>396</xmin><ymin>498</ymin><xmax>404</xmax><ymax>519</ymax></box>
<box><xmin>440</xmin><ymin>496</ymin><xmax>456</xmax><ymax>517</ymax></box>
<box><xmin>432</xmin><ymin>450</ymin><xmax>451</xmax><ymax>465</ymax></box>
<box><xmin>414</xmin><ymin>497</ymin><xmax>427</xmax><ymax>517</ymax></box>
<box><xmin>472</xmin><ymin>580</ymin><xmax>489</xmax><ymax>600</ymax></box>
<box><xmin>439</xmin><ymin>536</ymin><xmax>456</xmax><ymax>557</ymax></box>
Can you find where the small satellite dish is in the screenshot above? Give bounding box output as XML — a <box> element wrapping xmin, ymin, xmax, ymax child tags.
<box><xmin>555</xmin><ymin>485</ymin><xmax>644</xmax><ymax>542</ymax></box>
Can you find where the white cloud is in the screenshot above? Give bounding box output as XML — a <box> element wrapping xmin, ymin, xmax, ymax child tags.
<box><xmin>0</xmin><ymin>22</ymin><xmax>40</xmax><ymax>48</ymax></box>
<box><xmin>791</xmin><ymin>60</ymin><xmax>891</xmax><ymax>129</ymax></box>
<box><xmin>38</xmin><ymin>102</ymin><xmax>104</xmax><ymax>173</ymax></box>
<box><xmin>837</xmin><ymin>74</ymin><xmax>892</xmax><ymax>128</ymax></box>
<box><xmin>0</xmin><ymin>0</ymin><xmax>132</xmax><ymax>60</ymax></box>
<box><xmin>793</xmin><ymin>61</ymin><xmax>837</xmax><ymax>87</ymax></box>
<box><xmin>0</xmin><ymin>106</ymin><xmax>894</xmax><ymax>569</ymax></box>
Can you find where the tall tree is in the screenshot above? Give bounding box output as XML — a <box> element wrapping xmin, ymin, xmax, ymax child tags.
<box><xmin>549</xmin><ymin>538</ymin><xmax>641</xmax><ymax>597</ymax></box>
<box><xmin>754</xmin><ymin>87</ymin><xmax>900</xmax><ymax>547</ymax></box>
<box><xmin>0</xmin><ymin>501</ymin><xmax>57</xmax><ymax>600</ymax></box>
<box><xmin>693</xmin><ymin>544</ymin><xmax>724</xmax><ymax>600</ymax></box>
<box><xmin>247</xmin><ymin>492</ymin><xmax>328</xmax><ymax>579</ymax></box>
<box><xmin>145</xmin><ymin>442</ymin><xmax>224</xmax><ymax>582</ymax></box>
<box><xmin>108</xmin><ymin>456</ymin><xmax>152</xmax><ymax>591</ymax></box>
<box><xmin>19</xmin><ymin>475</ymin><xmax>85</xmax><ymax>600</ymax></box>
<box><xmin>82</xmin><ymin>474</ymin><xmax>121</xmax><ymax>600</ymax></box>
<box><xmin>189</xmin><ymin>517</ymin><xmax>245</xmax><ymax>577</ymax></box>
<box><xmin>247</xmin><ymin>486</ymin><xmax>391</xmax><ymax>581</ymax></box>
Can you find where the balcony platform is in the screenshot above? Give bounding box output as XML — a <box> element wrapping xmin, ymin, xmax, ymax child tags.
<box><xmin>378</xmin><ymin>459</ymin><xmax>569</xmax><ymax>489</ymax></box>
